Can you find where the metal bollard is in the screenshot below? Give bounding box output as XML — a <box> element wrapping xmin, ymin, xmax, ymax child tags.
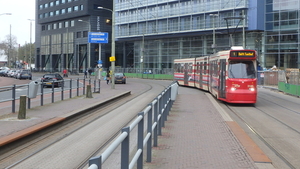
<box><xmin>86</xmin><ymin>85</ymin><xmax>93</xmax><ymax>98</ymax></box>
<box><xmin>18</xmin><ymin>95</ymin><xmax>27</xmax><ymax>119</ymax></box>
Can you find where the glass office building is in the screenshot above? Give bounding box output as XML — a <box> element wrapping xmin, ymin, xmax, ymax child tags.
<box><xmin>35</xmin><ymin>0</ymin><xmax>113</xmax><ymax>72</ymax></box>
<box><xmin>265</xmin><ymin>0</ymin><xmax>300</xmax><ymax>69</ymax></box>
<box><xmin>114</xmin><ymin>0</ymin><xmax>265</xmax><ymax>72</ymax></box>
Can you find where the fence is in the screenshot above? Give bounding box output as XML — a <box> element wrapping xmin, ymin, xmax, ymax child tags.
<box><xmin>88</xmin><ymin>81</ymin><xmax>179</xmax><ymax>169</ymax></box>
<box><xmin>0</xmin><ymin>78</ymin><xmax>101</xmax><ymax>113</ymax></box>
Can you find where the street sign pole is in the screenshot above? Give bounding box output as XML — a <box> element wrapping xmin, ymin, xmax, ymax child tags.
<box><xmin>98</xmin><ymin>44</ymin><xmax>101</xmax><ymax>80</ymax></box>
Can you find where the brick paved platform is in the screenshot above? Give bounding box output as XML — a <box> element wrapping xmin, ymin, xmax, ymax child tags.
<box><xmin>143</xmin><ymin>87</ymin><xmax>274</xmax><ymax>169</ymax></box>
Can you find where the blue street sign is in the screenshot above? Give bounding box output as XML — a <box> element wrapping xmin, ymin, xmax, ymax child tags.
<box><xmin>98</xmin><ymin>60</ymin><xmax>103</xmax><ymax>64</ymax></box>
<box><xmin>88</xmin><ymin>32</ymin><xmax>108</xmax><ymax>43</ymax></box>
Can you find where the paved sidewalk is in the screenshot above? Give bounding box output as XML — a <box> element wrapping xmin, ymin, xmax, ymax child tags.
<box><xmin>144</xmin><ymin>87</ymin><xmax>274</xmax><ymax>169</ymax></box>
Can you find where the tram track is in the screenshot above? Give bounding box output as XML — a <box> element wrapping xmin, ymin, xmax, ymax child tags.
<box><xmin>224</xmin><ymin>89</ymin><xmax>300</xmax><ymax>169</ymax></box>
<box><xmin>0</xmin><ymin>79</ymin><xmax>171</xmax><ymax>169</ymax></box>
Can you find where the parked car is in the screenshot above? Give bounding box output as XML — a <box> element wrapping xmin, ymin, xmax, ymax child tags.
<box><xmin>11</xmin><ymin>70</ymin><xmax>19</xmax><ymax>78</ymax></box>
<box><xmin>41</xmin><ymin>73</ymin><xmax>64</xmax><ymax>87</ymax></box>
<box><xmin>114</xmin><ymin>73</ymin><xmax>126</xmax><ymax>84</ymax></box>
<box><xmin>7</xmin><ymin>70</ymin><xmax>15</xmax><ymax>77</ymax></box>
<box><xmin>16</xmin><ymin>69</ymin><xmax>32</xmax><ymax>80</ymax></box>
<box><xmin>0</xmin><ymin>68</ymin><xmax>10</xmax><ymax>77</ymax></box>
<box><xmin>0</xmin><ymin>69</ymin><xmax>8</xmax><ymax>77</ymax></box>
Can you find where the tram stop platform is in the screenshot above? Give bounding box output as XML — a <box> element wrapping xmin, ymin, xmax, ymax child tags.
<box><xmin>0</xmin><ymin>75</ymin><xmax>274</xmax><ymax>169</ymax></box>
<box><xmin>143</xmin><ymin>86</ymin><xmax>274</xmax><ymax>169</ymax></box>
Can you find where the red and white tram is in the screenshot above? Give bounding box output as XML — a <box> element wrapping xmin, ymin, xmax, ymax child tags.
<box><xmin>174</xmin><ymin>47</ymin><xmax>257</xmax><ymax>104</ymax></box>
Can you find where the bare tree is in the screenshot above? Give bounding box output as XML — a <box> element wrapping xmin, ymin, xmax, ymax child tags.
<box><xmin>0</xmin><ymin>34</ymin><xmax>19</xmax><ymax>68</ymax></box>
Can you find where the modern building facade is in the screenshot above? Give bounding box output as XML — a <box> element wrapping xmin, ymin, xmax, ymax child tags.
<box><xmin>114</xmin><ymin>0</ymin><xmax>265</xmax><ymax>73</ymax></box>
<box><xmin>35</xmin><ymin>0</ymin><xmax>112</xmax><ymax>73</ymax></box>
<box><xmin>35</xmin><ymin>0</ymin><xmax>274</xmax><ymax>73</ymax></box>
<box><xmin>265</xmin><ymin>0</ymin><xmax>300</xmax><ymax>69</ymax></box>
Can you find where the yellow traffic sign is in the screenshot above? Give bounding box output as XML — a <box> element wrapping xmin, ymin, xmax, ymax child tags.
<box><xmin>110</xmin><ymin>56</ymin><xmax>116</xmax><ymax>62</ymax></box>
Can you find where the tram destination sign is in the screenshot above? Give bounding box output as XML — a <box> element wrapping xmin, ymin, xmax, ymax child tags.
<box><xmin>230</xmin><ymin>51</ymin><xmax>255</xmax><ymax>57</ymax></box>
<box><xmin>88</xmin><ymin>32</ymin><xmax>108</xmax><ymax>43</ymax></box>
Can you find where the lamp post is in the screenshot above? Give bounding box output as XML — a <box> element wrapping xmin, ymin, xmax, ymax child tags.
<box><xmin>78</xmin><ymin>19</ymin><xmax>91</xmax><ymax>69</ymax></box>
<box><xmin>98</xmin><ymin>6</ymin><xmax>115</xmax><ymax>89</ymax></box>
<box><xmin>28</xmin><ymin>19</ymin><xmax>34</xmax><ymax>70</ymax></box>
<box><xmin>209</xmin><ymin>14</ymin><xmax>218</xmax><ymax>53</ymax></box>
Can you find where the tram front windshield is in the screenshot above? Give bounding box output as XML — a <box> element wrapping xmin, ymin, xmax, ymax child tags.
<box><xmin>228</xmin><ymin>61</ymin><xmax>256</xmax><ymax>79</ymax></box>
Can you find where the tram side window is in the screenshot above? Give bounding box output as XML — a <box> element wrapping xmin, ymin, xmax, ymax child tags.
<box><xmin>189</xmin><ymin>63</ymin><xmax>193</xmax><ymax>73</ymax></box>
<box><xmin>228</xmin><ymin>61</ymin><xmax>256</xmax><ymax>79</ymax></box>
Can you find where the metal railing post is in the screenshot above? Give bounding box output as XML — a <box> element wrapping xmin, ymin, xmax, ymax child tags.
<box><xmin>158</xmin><ymin>95</ymin><xmax>162</xmax><ymax>135</ymax></box>
<box><xmin>153</xmin><ymin>98</ymin><xmax>159</xmax><ymax>146</ymax></box>
<box><xmin>41</xmin><ymin>83</ymin><xmax>44</xmax><ymax>106</ymax></box>
<box><xmin>89</xmin><ymin>156</ymin><xmax>102</xmax><ymax>169</ymax></box>
<box><xmin>147</xmin><ymin>103</ymin><xmax>153</xmax><ymax>162</ymax></box>
<box><xmin>12</xmin><ymin>84</ymin><xmax>16</xmax><ymax>113</ymax></box>
<box><xmin>83</xmin><ymin>79</ymin><xmax>86</xmax><ymax>95</ymax></box>
<box><xmin>77</xmin><ymin>78</ymin><xmax>79</xmax><ymax>96</ymax></box>
<box><xmin>69</xmin><ymin>79</ymin><xmax>72</xmax><ymax>98</ymax></box>
<box><xmin>121</xmin><ymin>127</ymin><xmax>130</xmax><ymax>169</ymax></box>
<box><xmin>137</xmin><ymin>112</ymin><xmax>144</xmax><ymax>169</ymax></box>
<box><xmin>61</xmin><ymin>79</ymin><xmax>64</xmax><ymax>100</ymax></box>
<box><xmin>52</xmin><ymin>81</ymin><xmax>55</xmax><ymax>103</ymax></box>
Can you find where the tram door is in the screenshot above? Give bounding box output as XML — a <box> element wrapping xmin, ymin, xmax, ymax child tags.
<box><xmin>219</xmin><ymin>59</ymin><xmax>226</xmax><ymax>98</ymax></box>
<box><xmin>199</xmin><ymin>62</ymin><xmax>203</xmax><ymax>88</ymax></box>
<box><xmin>184</xmin><ymin>63</ymin><xmax>189</xmax><ymax>85</ymax></box>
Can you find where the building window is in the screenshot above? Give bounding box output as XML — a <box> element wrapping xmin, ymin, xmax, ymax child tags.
<box><xmin>71</xmin><ymin>20</ymin><xmax>75</xmax><ymax>27</ymax></box>
<box><xmin>62</xmin><ymin>0</ymin><xmax>66</xmax><ymax>4</ymax></box>
<box><xmin>39</xmin><ymin>14</ymin><xmax>43</xmax><ymax>19</ymax></box>
<box><xmin>83</xmin><ymin>31</ymin><xmax>88</xmax><ymax>37</ymax></box>
<box><xmin>39</xmin><ymin>4</ymin><xmax>43</xmax><ymax>9</ymax></box>
<box><xmin>65</xmin><ymin>21</ymin><xmax>69</xmax><ymax>28</ymax></box>
<box><xmin>74</xmin><ymin>6</ymin><xmax>79</xmax><ymax>11</ymax></box>
<box><xmin>50</xmin><ymin>2</ymin><xmax>54</xmax><ymax>7</ymax></box>
<box><xmin>76</xmin><ymin>31</ymin><xmax>81</xmax><ymax>38</ymax></box>
<box><xmin>80</xmin><ymin>5</ymin><xmax>84</xmax><ymax>10</ymax></box>
<box><xmin>48</xmin><ymin>25</ymin><xmax>51</xmax><ymax>30</ymax></box>
<box><xmin>59</xmin><ymin>22</ymin><xmax>63</xmax><ymax>28</ymax></box>
<box><xmin>45</xmin><ymin>3</ymin><xmax>48</xmax><ymax>8</ymax></box>
<box><xmin>55</xmin><ymin>10</ymin><xmax>60</xmax><ymax>15</ymax></box>
<box><xmin>61</xmin><ymin>9</ymin><xmax>66</xmax><ymax>14</ymax></box>
<box><xmin>67</xmin><ymin>7</ymin><xmax>72</xmax><ymax>13</ymax></box>
<box><xmin>53</xmin><ymin>23</ymin><xmax>57</xmax><ymax>29</ymax></box>
<box><xmin>68</xmin><ymin>0</ymin><xmax>72</xmax><ymax>2</ymax></box>
<box><xmin>55</xmin><ymin>0</ymin><xmax>60</xmax><ymax>5</ymax></box>
<box><xmin>50</xmin><ymin>11</ymin><xmax>54</xmax><ymax>17</ymax></box>
<box><xmin>45</xmin><ymin>12</ymin><xmax>49</xmax><ymax>18</ymax></box>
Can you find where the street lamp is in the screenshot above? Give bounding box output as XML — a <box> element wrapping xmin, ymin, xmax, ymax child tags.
<box><xmin>78</xmin><ymin>19</ymin><xmax>91</xmax><ymax>69</ymax></box>
<box><xmin>28</xmin><ymin>19</ymin><xmax>35</xmax><ymax>70</ymax></box>
<box><xmin>209</xmin><ymin>14</ymin><xmax>218</xmax><ymax>53</ymax></box>
<box><xmin>98</xmin><ymin>6</ymin><xmax>115</xmax><ymax>89</ymax></box>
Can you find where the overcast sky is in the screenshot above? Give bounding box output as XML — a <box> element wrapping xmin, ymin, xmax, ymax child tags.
<box><xmin>0</xmin><ymin>0</ymin><xmax>36</xmax><ymax>46</ymax></box>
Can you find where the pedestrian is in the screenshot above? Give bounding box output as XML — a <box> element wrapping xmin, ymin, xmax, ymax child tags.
<box><xmin>84</xmin><ymin>69</ymin><xmax>88</xmax><ymax>78</ymax></box>
<box><xmin>63</xmin><ymin>69</ymin><xmax>68</xmax><ymax>77</ymax></box>
<box><xmin>88</xmin><ymin>68</ymin><xmax>92</xmax><ymax>78</ymax></box>
<box><xmin>106</xmin><ymin>71</ymin><xmax>110</xmax><ymax>84</ymax></box>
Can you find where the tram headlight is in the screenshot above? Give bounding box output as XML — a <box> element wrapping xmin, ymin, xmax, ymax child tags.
<box><xmin>230</xmin><ymin>87</ymin><xmax>237</xmax><ymax>91</ymax></box>
<box><xmin>249</xmin><ymin>87</ymin><xmax>255</xmax><ymax>91</ymax></box>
